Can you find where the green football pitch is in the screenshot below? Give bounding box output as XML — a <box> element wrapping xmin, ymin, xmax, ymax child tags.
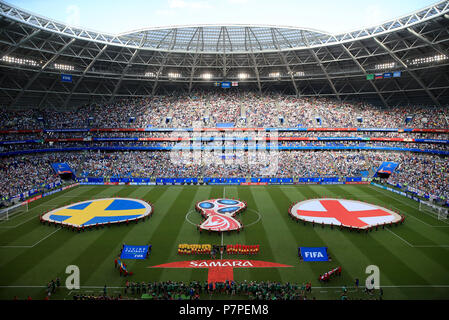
<box><xmin>0</xmin><ymin>184</ymin><xmax>448</xmax><ymax>300</ymax></box>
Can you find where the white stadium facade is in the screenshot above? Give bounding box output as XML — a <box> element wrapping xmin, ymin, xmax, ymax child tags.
<box><xmin>0</xmin><ymin>0</ymin><xmax>448</xmax><ymax>109</ymax></box>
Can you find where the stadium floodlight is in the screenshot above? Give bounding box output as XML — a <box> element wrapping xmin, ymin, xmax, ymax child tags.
<box><xmin>238</xmin><ymin>73</ymin><xmax>249</xmax><ymax>79</ymax></box>
<box><xmin>145</xmin><ymin>71</ymin><xmax>156</xmax><ymax>78</ymax></box>
<box><xmin>269</xmin><ymin>72</ymin><xmax>281</xmax><ymax>78</ymax></box>
<box><xmin>54</xmin><ymin>63</ymin><xmax>74</xmax><ymax>71</ymax></box>
<box><xmin>168</xmin><ymin>72</ymin><xmax>181</xmax><ymax>79</ymax></box>
<box><xmin>1</xmin><ymin>55</ymin><xmax>39</xmax><ymax>67</ymax></box>
<box><xmin>201</xmin><ymin>73</ymin><xmax>213</xmax><ymax>80</ymax></box>
<box><xmin>294</xmin><ymin>71</ymin><xmax>305</xmax><ymax>77</ymax></box>
<box><xmin>408</xmin><ymin>54</ymin><xmax>448</xmax><ymax>66</ymax></box>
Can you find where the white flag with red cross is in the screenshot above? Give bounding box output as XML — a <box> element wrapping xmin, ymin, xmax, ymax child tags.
<box><xmin>290</xmin><ymin>198</ymin><xmax>401</xmax><ymax>229</ymax></box>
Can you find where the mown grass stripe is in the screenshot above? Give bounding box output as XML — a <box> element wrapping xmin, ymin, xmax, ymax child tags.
<box><xmin>348</xmin><ymin>186</ymin><xmax>449</xmax><ymax>285</ymax></box>
<box><xmin>99</xmin><ymin>186</ymin><xmax>173</xmax><ymax>287</ymax></box>
<box><xmin>145</xmin><ymin>186</ymin><xmax>199</xmax><ymax>282</ymax></box>
<box><xmin>267</xmin><ymin>186</ymin><xmax>353</xmax><ymax>284</ymax></box>
<box><xmin>355</xmin><ymin>185</ymin><xmax>449</xmax><ymax>245</ymax></box>
<box><xmin>157</xmin><ymin>185</ymin><xmax>212</xmax><ymax>283</ymax></box>
<box><xmin>78</xmin><ymin>186</ymin><xmax>159</xmax><ymax>285</ymax></box>
<box><xmin>234</xmin><ymin>186</ymin><xmax>282</xmax><ymax>282</ymax></box>
<box><xmin>279</xmin><ymin>185</ymin><xmax>368</xmax><ymax>288</ymax></box>
<box><xmin>325</xmin><ymin>185</ymin><xmax>448</xmax><ymax>297</ymax></box>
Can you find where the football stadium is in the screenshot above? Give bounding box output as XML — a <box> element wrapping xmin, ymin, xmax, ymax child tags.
<box><xmin>0</xmin><ymin>0</ymin><xmax>448</xmax><ymax>305</ymax></box>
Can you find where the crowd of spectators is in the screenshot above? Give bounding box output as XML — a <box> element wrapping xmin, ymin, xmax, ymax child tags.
<box><xmin>2</xmin><ymin>130</ymin><xmax>448</xmax><ymax>142</ymax></box>
<box><xmin>387</xmin><ymin>155</ymin><xmax>449</xmax><ymax>200</ymax></box>
<box><xmin>0</xmin><ymin>154</ymin><xmax>61</xmax><ymax>200</ymax></box>
<box><xmin>1</xmin><ymin>138</ymin><xmax>448</xmax><ymax>154</ymax></box>
<box><xmin>0</xmin><ymin>91</ymin><xmax>447</xmax><ymax>202</ymax></box>
<box><xmin>0</xmin><ymin>150</ymin><xmax>447</xmax><ymax>202</ymax></box>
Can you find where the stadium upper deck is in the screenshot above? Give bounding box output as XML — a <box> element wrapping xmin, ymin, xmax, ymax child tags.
<box><xmin>0</xmin><ymin>1</ymin><xmax>449</xmax><ymax>109</ymax></box>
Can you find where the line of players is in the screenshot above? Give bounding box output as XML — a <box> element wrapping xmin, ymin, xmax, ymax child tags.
<box><xmin>318</xmin><ymin>266</ymin><xmax>342</xmax><ymax>282</ymax></box>
<box><xmin>226</xmin><ymin>244</ymin><xmax>260</xmax><ymax>255</ymax></box>
<box><xmin>178</xmin><ymin>244</ymin><xmax>212</xmax><ymax>255</ymax></box>
<box><xmin>177</xmin><ymin>243</ymin><xmax>260</xmax><ymax>255</ymax></box>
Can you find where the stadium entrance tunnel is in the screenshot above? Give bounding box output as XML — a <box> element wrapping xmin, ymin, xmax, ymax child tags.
<box><xmin>376</xmin><ymin>172</ymin><xmax>391</xmax><ymax>179</ymax></box>
<box><xmin>59</xmin><ymin>172</ymin><xmax>74</xmax><ymax>181</ymax></box>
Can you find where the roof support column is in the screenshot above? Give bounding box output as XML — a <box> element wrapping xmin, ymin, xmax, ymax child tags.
<box><xmin>245</xmin><ymin>27</ymin><xmax>262</xmax><ymax>93</ymax></box>
<box><xmin>2</xmin><ymin>29</ymin><xmax>41</xmax><ymax>57</ymax></box>
<box><xmin>270</xmin><ymin>29</ymin><xmax>299</xmax><ymax>97</ymax></box>
<box><xmin>301</xmin><ymin>31</ymin><xmax>339</xmax><ymax>100</ymax></box>
<box><xmin>188</xmin><ymin>28</ymin><xmax>202</xmax><ymax>93</ymax></box>
<box><xmin>64</xmin><ymin>44</ymin><xmax>108</xmax><ymax>107</ymax></box>
<box><xmin>407</xmin><ymin>27</ymin><xmax>448</xmax><ymax>57</ymax></box>
<box><xmin>152</xmin><ymin>31</ymin><xmax>177</xmax><ymax>96</ymax></box>
<box><xmin>341</xmin><ymin>43</ymin><xmax>388</xmax><ymax>107</ymax></box>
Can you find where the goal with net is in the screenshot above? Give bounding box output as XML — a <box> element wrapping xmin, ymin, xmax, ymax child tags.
<box><xmin>419</xmin><ymin>200</ymin><xmax>448</xmax><ymax>220</ymax></box>
<box><xmin>0</xmin><ymin>201</ymin><xmax>29</xmax><ymax>221</ymax></box>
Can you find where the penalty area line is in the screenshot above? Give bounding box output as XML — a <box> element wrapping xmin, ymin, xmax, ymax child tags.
<box><xmin>385</xmin><ymin>228</ymin><xmax>449</xmax><ymax>248</ymax></box>
<box><xmin>385</xmin><ymin>228</ymin><xmax>413</xmax><ymax>247</ymax></box>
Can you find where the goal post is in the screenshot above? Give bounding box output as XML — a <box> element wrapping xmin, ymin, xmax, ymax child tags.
<box><xmin>419</xmin><ymin>200</ymin><xmax>448</xmax><ymax>220</ymax></box>
<box><xmin>0</xmin><ymin>201</ymin><xmax>28</xmax><ymax>221</ymax></box>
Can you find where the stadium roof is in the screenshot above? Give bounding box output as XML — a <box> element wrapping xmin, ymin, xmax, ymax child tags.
<box><xmin>117</xmin><ymin>25</ymin><xmax>333</xmax><ymax>53</ymax></box>
<box><xmin>1</xmin><ymin>1</ymin><xmax>449</xmax><ymax>53</ymax></box>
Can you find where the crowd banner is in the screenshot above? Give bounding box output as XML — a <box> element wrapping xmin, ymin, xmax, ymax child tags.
<box><xmin>4</xmin><ymin>136</ymin><xmax>445</xmax><ymax>144</ymax></box>
<box><xmin>2</xmin><ymin>127</ymin><xmax>449</xmax><ymax>134</ymax></box>
<box><xmin>76</xmin><ymin>177</ymin><xmax>367</xmax><ymax>186</ymax></box>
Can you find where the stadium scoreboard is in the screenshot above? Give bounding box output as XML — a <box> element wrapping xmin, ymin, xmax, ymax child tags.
<box><xmin>214</xmin><ymin>81</ymin><xmax>239</xmax><ymax>88</ymax></box>
<box><xmin>366</xmin><ymin>71</ymin><xmax>401</xmax><ymax>80</ymax></box>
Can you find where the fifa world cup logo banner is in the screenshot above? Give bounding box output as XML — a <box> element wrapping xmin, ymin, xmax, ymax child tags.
<box><xmin>195</xmin><ymin>199</ymin><xmax>247</xmax><ymax>232</ymax></box>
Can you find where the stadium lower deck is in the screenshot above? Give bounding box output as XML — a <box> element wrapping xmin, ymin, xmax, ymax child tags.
<box><xmin>0</xmin><ymin>184</ymin><xmax>448</xmax><ymax>300</ymax></box>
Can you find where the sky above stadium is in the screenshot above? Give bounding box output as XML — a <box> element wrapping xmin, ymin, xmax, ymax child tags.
<box><xmin>7</xmin><ymin>0</ymin><xmax>439</xmax><ymax>34</ymax></box>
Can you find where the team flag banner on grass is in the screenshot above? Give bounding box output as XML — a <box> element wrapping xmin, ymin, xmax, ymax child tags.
<box><xmin>299</xmin><ymin>247</ymin><xmax>329</xmax><ymax>262</ymax></box>
<box><xmin>120</xmin><ymin>245</ymin><xmax>150</xmax><ymax>259</ymax></box>
<box><xmin>41</xmin><ymin>198</ymin><xmax>153</xmax><ymax>228</ymax></box>
<box><xmin>289</xmin><ymin>198</ymin><xmax>403</xmax><ymax>229</ymax></box>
